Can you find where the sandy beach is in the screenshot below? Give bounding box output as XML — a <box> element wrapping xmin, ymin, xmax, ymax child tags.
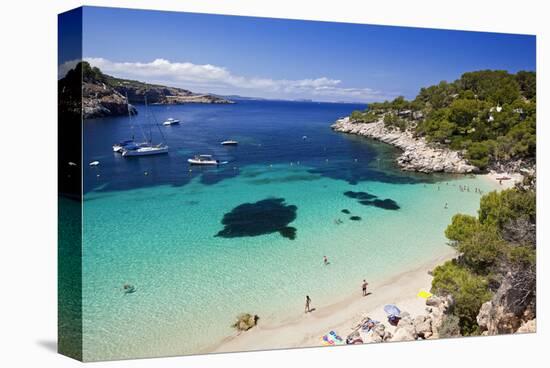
<box><xmin>210</xmin><ymin>249</ymin><xmax>456</xmax><ymax>353</ymax></box>
<box><xmin>482</xmin><ymin>171</ymin><xmax>523</xmax><ymax>190</ymax></box>
<box><xmin>208</xmin><ymin>172</ymin><xmax>516</xmax><ymax>354</ymax></box>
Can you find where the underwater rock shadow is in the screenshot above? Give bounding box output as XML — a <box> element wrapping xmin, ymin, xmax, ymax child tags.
<box><xmin>344</xmin><ymin>191</ymin><xmax>400</xmax><ymax>210</ymax></box>
<box><xmin>248</xmin><ymin>174</ymin><xmax>322</xmax><ymax>185</ymax></box>
<box><xmin>216</xmin><ymin>198</ymin><xmax>298</xmax><ymax>240</ymax></box>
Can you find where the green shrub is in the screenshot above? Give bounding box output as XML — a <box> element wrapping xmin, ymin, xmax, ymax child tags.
<box><xmin>478</xmin><ymin>189</ymin><xmax>536</xmax><ymax>229</ymax></box>
<box><xmin>466</xmin><ymin>141</ymin><xmax>492</xmax><ymax>170</ymax></box>
<box><xmin>431</xmin><ymin>261</ymin><xmax>492</xmax><ymax>335</ymax></box>
<box><xmin>445</xmin><ymin>214</ymin><xmax>481</xmax><ymax>243</ymax></box>
<box><xmin>457</xmin><ymin>227</ymin><xmax>505</xmax><ymax>274</ymax></box>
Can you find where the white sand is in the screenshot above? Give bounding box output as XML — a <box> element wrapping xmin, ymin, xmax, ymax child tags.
<box><xmin>482</xmin><ymin>171</ymin><xmax>523</xmax><ymax>190</ymax></box>
<box><xmin>208</xmin><ymin>250</ymin><xmax>456</xmax><ymax>353</ymax></box>
<box><xmin>204</xmin><ymin>171</ymin><xmax>519</xmax><ymax>354</ymax></box>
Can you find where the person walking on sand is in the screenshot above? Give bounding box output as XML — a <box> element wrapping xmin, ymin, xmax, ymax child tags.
<box><xmin>305</xmin><ymin>295</ymin><xmax>312</xmax><ymax>313</ymax></box>
<box><xmin>362</xmin><ymin>280</ymin><xmax>369</xmax><ymax>296</ymax></box>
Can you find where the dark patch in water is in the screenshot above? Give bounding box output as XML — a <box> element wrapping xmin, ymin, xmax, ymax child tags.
<box><xmin>344</xmin><ymin>191</ymin><xmax>400</xmax><ymax>211</ymax></box>
<box><xmin>370</xmin><ymin>199</ymin><xmax>400</xmax><ymax>210</ymax></box>
<box><xmin>249</xmin><ymin>174</ymin><xmax>321</xmax><ymax>185</ymax></box>
<box><xmin>279</xmin><ymin>226</ymin><xmax>297</xmax><ymax>240</ymax></box>
<box><xmin>350</xmin><ymin>216</ymin><xmax>362</xmax><ymax>221</ymax></box>
<box><xmin>341</xmin><ymin>209</ymin><xmax>351</xmax><ymax>214</ymax></box>
<box><xmin>184</xmin><ymin>200</ymin><xmax>200</xmax><ymax>205</ymax></box>
<box><xmin>344</xmin><ymin>191</ymin><xmax>377</xmax><ymax>200</ymax></box>
<box><xmin>216</xmin><ymin>198</ymin><xmax>297</xmax><ymax>240</ymax></box>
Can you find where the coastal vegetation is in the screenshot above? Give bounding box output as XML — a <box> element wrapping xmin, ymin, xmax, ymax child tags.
<box><xmin>350</xmin><ymin>70</ymin><xmax>536</xmax><ymax>170</ymax></box>
<box><xmin>431</xmin><ymin>187</ymin><xmax>536</xmax><ymax>335</ymax></box>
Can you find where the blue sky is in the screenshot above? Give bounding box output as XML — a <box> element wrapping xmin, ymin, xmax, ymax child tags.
<box><xmin>74</xmin><ymin>6</ymin><xmax>535</xmax><ymax>102</ymax></box>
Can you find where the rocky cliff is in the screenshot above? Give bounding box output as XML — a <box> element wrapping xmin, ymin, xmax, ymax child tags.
<box><xmin>349</xmin><ymin>293</ymin><xmax>534</xmax><ymax>346</ymax></box>
<box><xmin>60</xmin><ymin>62</ymin><xmax>233</xmax><ymax>119</ymax></box>
<box><xmin>332</xmin><ymin>117</ymin><xmax>478</xmax><ymax>174</ymax></box>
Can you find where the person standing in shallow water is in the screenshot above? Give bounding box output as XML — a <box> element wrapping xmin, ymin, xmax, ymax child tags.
<box><xmin>323</xmin><ymin>256</ymin><xmax>330</xmax><ymax>265</ymax></box>
<box><xmin>305</xmin><ymin>295</ymin><xmax>312</xmax><ymax>313</ymax></box>
<box><xmin>362</xmin><ymin>280</ymin><xmax>369</xmax><ymax>296</ymax></box>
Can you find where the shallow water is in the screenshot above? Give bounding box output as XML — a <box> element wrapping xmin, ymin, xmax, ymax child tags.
<box><xmin>81</xmin><ymin>100</ymin><xmax>498</xmax><ymax>360</ymax></box>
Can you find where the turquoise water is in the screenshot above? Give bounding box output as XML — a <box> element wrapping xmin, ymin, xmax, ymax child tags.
<box><xmin>81</xmin><ymin>101</ymin><xmax>498</xmax><ymax>360</ymax></box>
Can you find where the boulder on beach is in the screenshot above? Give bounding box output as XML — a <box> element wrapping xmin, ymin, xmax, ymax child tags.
<box><xmin>232</xmin><ymin>313</ymin><xmax>259</xmax><ymax>331</ymax></box>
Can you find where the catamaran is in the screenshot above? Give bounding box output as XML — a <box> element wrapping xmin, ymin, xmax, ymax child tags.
<box><xmin>162</xmin><ymin>118</ymin><xmax>180</xmax><ymax>126</ymax></box>
<box><xmin>187</xmin><ymin>154</ymin><xmax>220</xmax><ymax>165</ymax></box>
<box><xmin>121</xmin><ymin>95</ymin><xmax>169</xmax><ymax>157</ymax></box>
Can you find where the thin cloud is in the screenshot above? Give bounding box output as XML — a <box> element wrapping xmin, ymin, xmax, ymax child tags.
<box><xmin>69</xmin><ymin>57</ymin><xmax>396</xmax><ymax>102</ymax></box>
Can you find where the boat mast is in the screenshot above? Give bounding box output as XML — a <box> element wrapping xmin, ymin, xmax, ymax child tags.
<box><xmin>147</xmin><ymin>100</ymin><xmax>168</xmax><ymax>145</ymax></box>
<box><xmin>125</xmin><ymin>91</ymin><xmax>135</xmax><ymax>140</ymax></box>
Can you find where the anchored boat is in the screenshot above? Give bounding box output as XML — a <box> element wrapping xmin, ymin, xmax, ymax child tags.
<box><xmin>112</xmin><ymin>93</ymin><xmax>148</xmax><ymax>153</ymax></box>
<box><xmin>221</xmin><ymin>140</ymin><xmax>238</xmax><ymax>146</ymax></box>
<box><xmin>188</xmin><ymin>154</ymin><xmax>220</xmax><ymax>165</ymax></box>
<box><xmin>121</xmin><ymin>95</ymin><xmax>169</xmax><ymax>157</ymax></box>
<box><xmin>163</xmin><ymin>118</ymin><xmax>180</xmax><ymax>126</ymax></box>
<box><xmin>122</xmin><ymin>144</ymin><xmax>169</xmax><ymax>156</ymax></box>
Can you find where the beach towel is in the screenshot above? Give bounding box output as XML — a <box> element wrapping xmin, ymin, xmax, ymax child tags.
<box><xmin>321</xmin><ymin>331</ymin><xmax>345</xmax><ymax>346</ymax></box>
<box><xmin>417</xmin><ymin>290</ymin><xmax>433</xmax><ymax>299</ymax></box>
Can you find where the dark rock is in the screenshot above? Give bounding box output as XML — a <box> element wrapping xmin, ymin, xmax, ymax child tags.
<box><xmin>216</xmin><ymin>198</ymin><xmax>297</xmax><ymax>240</ymax></box>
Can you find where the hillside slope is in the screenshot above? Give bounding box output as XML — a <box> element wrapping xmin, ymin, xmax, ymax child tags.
<box><xmin>60</xmin><ymin>61</ymin><xmax>233</xmax><ymax>119</ymax></box>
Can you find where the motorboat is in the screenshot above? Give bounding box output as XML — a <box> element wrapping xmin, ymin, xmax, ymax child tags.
<box><xmin>122</xmin><ymin>144</ymin><xmax>169</xmax><ymax>157</ymax></box>
<box><xmin>187</xmin><ymin>154</ymin><xmax>220</xmax><ymax>165</ymax></box>
<box><xmin>221</xmin><ymin>140</ymin><xmax>238</xmax><ymax>146</ymax></box>
<box><xmin>163</xmin><ymin>118</ymin><xmax>180</xmax><ymax>126</ymax></box>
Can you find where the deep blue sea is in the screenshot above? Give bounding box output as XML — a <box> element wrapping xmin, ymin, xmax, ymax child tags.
<box><xmin>81</xmin><ymin>100</ymin><xmax>498</xmax><ymax>360</ymax></box>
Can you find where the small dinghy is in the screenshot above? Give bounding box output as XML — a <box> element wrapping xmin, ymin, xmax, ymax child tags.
<box><xmin>89</xmin><ymin>161</ymin><xmax>100</xmax><ymax>166</ymax></box>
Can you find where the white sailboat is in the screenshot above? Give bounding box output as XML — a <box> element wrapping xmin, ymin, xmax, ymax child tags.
<box><xmin>122</xmin><ymin>95</ymin><xmax>169</xmax><ymax>157</ymax></box>
<box><xmin>113</xmin><ymin>93</ymin><xmax>148</xmax><ymax>153</ymax></box>
<box><xmin>122</xmin><ymin>144</ymin><xmax>169</xmax><ymax>156</ymax></box>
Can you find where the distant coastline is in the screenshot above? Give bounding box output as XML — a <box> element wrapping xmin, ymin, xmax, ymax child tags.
<box><xmin>60</xmin><ymin>62</ymin><xmax>234</xmax><ymax>119</ymax></box>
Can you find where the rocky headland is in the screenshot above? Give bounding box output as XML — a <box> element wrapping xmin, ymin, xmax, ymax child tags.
<box><xmin>332</xmin><ymin>117</ymin><xmax>478</xmax><ymax>174</ymax></box>
<box><xmin>60</xmin><ymin>61</ymin><xmax>234</xmax><ymax>119</ymax></box>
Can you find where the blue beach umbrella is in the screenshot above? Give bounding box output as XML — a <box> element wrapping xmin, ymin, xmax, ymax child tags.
<box><xmin>383</xmin><ymin>304</ymin><xmax>401</xmax><ymax>316</ymax></box>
